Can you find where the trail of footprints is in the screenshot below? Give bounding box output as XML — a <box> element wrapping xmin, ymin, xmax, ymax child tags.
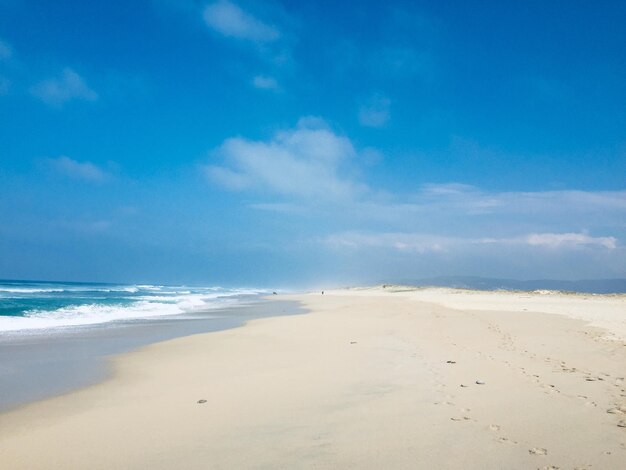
<box><xmin>447</xmin><ymin>400</ymin><xmax>601</xmax><ymax>470</ymax></box>
<box><xmin>481</xmin><ymin>317</ymin><xmax>626</xmax><ymax>432</ymax></box>
<box><xmin>431</xmin><ymin>315</ymin><xmax>626</xmax><ymax>466</ymax></box>
<box><xmin>431</xmin><ymin>364</ymin><xmax>550</xmax><ymax>460</ymax></box>
<box><xmin>434</xmin><ymin>391</ymin><xmax>567</xmax><ymax>466</ymax></box>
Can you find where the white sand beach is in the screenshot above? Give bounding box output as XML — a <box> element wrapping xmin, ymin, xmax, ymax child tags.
<box><xmin>1</xmin><ymin>287</ymin><xmax>625</xmax><ymax>469</ymax></box>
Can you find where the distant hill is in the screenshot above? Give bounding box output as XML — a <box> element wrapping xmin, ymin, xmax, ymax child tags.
<box><xmin>393</xmin><ymin>276</ymin><xmax>626</xmax><ymax>294</ymax></box>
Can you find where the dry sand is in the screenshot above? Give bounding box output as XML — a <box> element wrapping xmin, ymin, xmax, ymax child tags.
<box><xmin>1</xmin><ymin>287</ymin><xmax>625</xmax><ymax>469</ymax></box>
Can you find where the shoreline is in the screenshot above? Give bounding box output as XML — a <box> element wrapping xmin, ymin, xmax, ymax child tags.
<box><xmin>1</xmin><ymin>287</ymin><xmax>625</xmax><ymax>469</ymax></box>
<box><xmin>0</xmin><ymin>298</ymin><xmax>303</xmax><ymax>412</ymax></box>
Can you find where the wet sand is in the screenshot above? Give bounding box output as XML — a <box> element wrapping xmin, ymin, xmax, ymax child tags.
<box><xmin>0</xmin><ymin>299</ymin><xmax>302</xmax><ymax>412</ymax></box>
<box><xmin>0</xmin><ymin>287</ymin><xmax>624</xmax><ymax>469</ymax></box>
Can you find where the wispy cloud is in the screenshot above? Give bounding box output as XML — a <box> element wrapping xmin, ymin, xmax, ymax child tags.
<box><xmin>204</xmin><ymin>116</ymin><xmax>625</xmax><ymax>279</ymax></box>
<box><xmin>48</xmin><ymin>156</ymin><xmax>110</xmax><ymax>182</ymax></box>
<box><xmin>406</xmin><ymin>183</ymin><xmax>626</xmax><ymax>216</ymax></box>
<box><xmin>321</xmin><ymin>229</ymin><xmax>624</xmax><ymax>280</ymax></box>
<box><xmin>30</xmin><ymin>68</ymin><xmax>98</xmax><ymax>106</ymax></box>
<box><xmin>205</xmin><ymin>119</ymin><xmax>626</xmax><ymax>226</ymax></box>
<box><xmin>252</xmin><ymin>74</ymin><xmax>279</xmax><ymax>90</ymax></box>
<box><xmin>205</xmin><ymin>117</ymin><xmax>366</xmax><ymax>201</ymax></box>
<box><xmin>358</xmin><ymin>94</ymin><xmax>390</xmax><ymax>128</ymax></box>
<box><xmin>326</xmin><ymin>232</ymin><xmax>449</xmax><ymax>253</ymax></box>
<box><xmin>203</xmin><ymin>0</ymin><xmax>279</xmax><ymax>43</ymax></box>
<box><xmin>521</xmin><ymin>232</ymin><xmax>617</xmax><ymax>249</ymax></box>
<box><xmin>326</xmin><ymin>231</ymin><xmax>618</xmax><ymax>253</ymax></box>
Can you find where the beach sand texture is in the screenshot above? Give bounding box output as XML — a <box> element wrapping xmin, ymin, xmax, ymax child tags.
<box><xmin>1</xmin><ymin>287</ymin><xmax>625</xmax><ymax>469</ymax></box>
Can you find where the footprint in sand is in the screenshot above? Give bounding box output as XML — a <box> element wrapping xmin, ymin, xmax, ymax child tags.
<box><xmin>606</xmin><ymin>407</ymin><xmax>625</xmax><ymax>415</ymax></box>
<box><xmin>450</xmin><ymin>416</ymin><xmax>471</xmax><ymax>421</ymax></box>
<box><xmin>488</xmin><ymin>424</ymin><xmax>500</xmax><ymax>431</ymax></box>
<box><xmin>497</xmin><ymin>437</ymin><xmax>517</xmax><ymax>445</ymax></box>
<box><xmin>529</xmin><ymin>447</ymin><xmax>548</xmax><ymax>455</ymax></box>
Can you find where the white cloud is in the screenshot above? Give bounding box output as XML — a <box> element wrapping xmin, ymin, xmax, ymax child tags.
<box><xmin>321</xmin><ymin>231</ymin><xmax>625</xmax><ymax>282</ymax></box>
<box><xmin>205</xmin><ymin>122</ymin><xmax>626</xmax><ymax>242</ymax></box>
<box><xmin>399</xmin><ymin>184</ymin><xmax>626</xmax><ymax>217</ymax></box>
<box><xmin>0</xmin><ymin>39</ymin><xmax>12</xmax><ymax>60</ymax></box>
<box><xmin>206</xmin><ymin>117</ymin><xmax>366</xmax><ymax>201</ymax></box>
<box><xmin>252</xmin><ymin>74</ymin><xmax>278</xmax><ymax>90</ymax></box>
<box><xmin>326</xmin><ymin>232</ymin><xmax>449</xmax><ymax>253</ymax></box>
<box><xmin>358</xmin><ymin>95</ymin><xmax>390</xmax><ymax>128</ymax></box>
<box><xmin>49</xmin><ymin>156</ymin><xmax>110</xmax><ymax>182</ymax></box>
<box><xmin>30</xmin><ymin>68</ymin><xmax>98</xmax><ymax>106</ymax></box>
<box><xmin>523</xmin><ymin>232</ymin><xmax>617</xmax><ymax>249</ymax></box>
<box><xmin>203</xmin><ymin>117</ymin><xmax>625</xmax><ymax>277</ymax></box>
<box><xmin>206</xmin><ymin>166</ymin><xmax>249</xmax><ymax>190</ymax></box>
<box><xmin>326</xmin><ymin>231</ymin><xmax>618</xmax><ymax>253</ymax></box>
<box><xmin>203</xmin><ymin>0</ymin><xmax>279</xmax><ymax>42</ymax></box>
<box><xmin>419</xmin><ymin>182</ymin><xmax>477</xmax><ymax>196</ymax></box>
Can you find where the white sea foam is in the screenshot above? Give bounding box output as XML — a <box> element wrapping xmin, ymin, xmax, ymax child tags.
<box><xmin>138</xmin><ymin>293</ymin><xmax>222</xmax><ymax>302</ymax></box>
<box><xmin>0</xmin><ymin>287</ymin><xmax>266</xmax><ymax>333</ymax></box>
<box><xmin>0</xmin><ymin>286</ymin><xmax>137</xmax><ymax>294</ymax></box>
<box><xmin>0</xmin><ymin>288</ymin><xmax>66</xmax><ymax>293</ymax></box>
<box><xmin>93</xmin><ymin>287</ymin><xmax>140</xmax><ymax>293</ymax></box>
<box><xmin>0</xmin><ymin>302</ymin><xmax>184</xmax><ymax>332</ymax></box>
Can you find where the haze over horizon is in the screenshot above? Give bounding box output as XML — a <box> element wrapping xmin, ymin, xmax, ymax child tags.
<box><xmin>1</xmin><ymin>1</ymin><xmax>625</xmax><ymax>286</ymax></box>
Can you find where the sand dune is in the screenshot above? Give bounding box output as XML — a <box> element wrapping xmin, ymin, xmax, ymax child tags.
<box><xmin>1</xmin><ymin>287</ymin><xmax>625</xmax><ymax>469</ymax></box>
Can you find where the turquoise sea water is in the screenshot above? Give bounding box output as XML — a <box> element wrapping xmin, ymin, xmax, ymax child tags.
<box><xmin>0</xmin><ymin>280</ymin><xmax>266</xmax><ymax>333</ymax></box>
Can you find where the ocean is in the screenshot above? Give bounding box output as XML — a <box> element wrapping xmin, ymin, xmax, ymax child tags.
<box><xmin>0</xmin><ymin>280</ymin><xmax>298</xmax><ymax>411</ymax></box>
<box><xmin>0</xmin><ymin>279</ymin><xmax>268</xmax><ymax>334</ymax></box>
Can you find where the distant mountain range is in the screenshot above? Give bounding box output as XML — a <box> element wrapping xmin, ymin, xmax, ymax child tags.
<box><xmin>392</xmin><ymin>276</ymin><xmax>626</xmax><ymax>294</ymax></box>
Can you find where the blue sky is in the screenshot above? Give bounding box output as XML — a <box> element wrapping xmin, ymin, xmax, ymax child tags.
<box><xmin>1</xmin><ymin>0</ymin><xmax>625</xmax><ymax>286</ymax></box>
